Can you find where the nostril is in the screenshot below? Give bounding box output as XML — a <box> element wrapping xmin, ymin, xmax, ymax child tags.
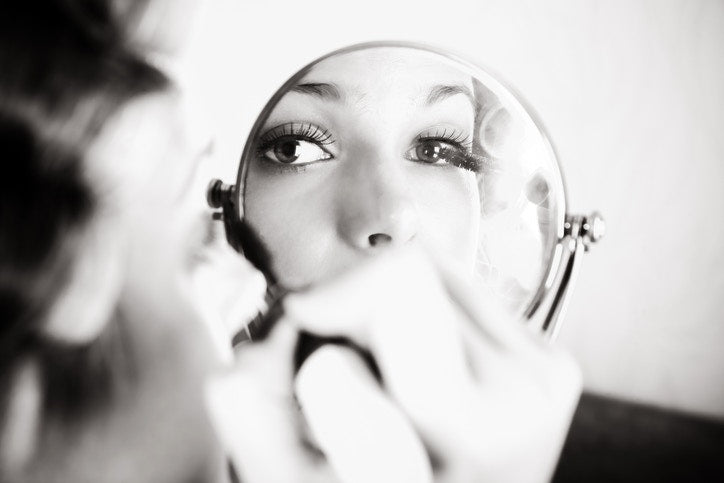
<box><xmin>368</xmin><ymin>233</ymin><xmax>392</xmax><ymax>247</ymax></box>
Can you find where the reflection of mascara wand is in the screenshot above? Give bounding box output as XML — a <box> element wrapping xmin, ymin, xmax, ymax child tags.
<box><xmin>438</xmin><ymin>148</ymin><xmax>492</xmax><ymax>175</ymax></box>
<box><xmin>230</xmin><ymin>220</ymin><xmax>289</xmax><ymax>344</ymax></box>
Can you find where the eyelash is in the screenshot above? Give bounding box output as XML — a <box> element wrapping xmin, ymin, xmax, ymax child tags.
<box><xmin>411</xmin><ymin>127</ymin><xmax>491</xmax><ymax>174</ymax></box>
<box><xmin>253</xmin><ymin>124</ymin><xmax>488</xmax><ymax>174</ymax></box>
<box><xmin>255</xmin><ymin>122</ymin><xmax>335</xmax><ymax>172</ymax></box>
<box><xmin>257</xmin><ymin>122</ymin><xmax>334</xmax><ymax>149</ymax></box>
<box><xmin>415</xmin><ymin>127</ymin><xmax>472</xmax><ymax>151</ymax></box>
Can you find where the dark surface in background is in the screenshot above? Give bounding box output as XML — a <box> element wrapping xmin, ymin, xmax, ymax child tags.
<box><xmin>553</xmin><ymin>392</ymin><xmax>724</xmax><ymax>482</ymax></box>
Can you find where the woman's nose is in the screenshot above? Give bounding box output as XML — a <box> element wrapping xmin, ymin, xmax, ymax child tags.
<box><xmin>336</xmin><ymin>158</ymin><xmax>418</xmax><ymax>250</ymax></box>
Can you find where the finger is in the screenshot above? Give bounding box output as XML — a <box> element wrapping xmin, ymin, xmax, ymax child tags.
<box><xmin>430</xmin><ymin>250</ymin><xmax>546</xmax><ymax>355</ymax></box>
<box><xmin>206</xmin><ymin>371</ymin><xmax>302</xmax><ymax>482</ymax></box>
<box><xmin>296</xmin><ymin>345</ymin><xmax>433</xmax><ymax>483</ymax></box>
<box><xmin>206</xmin><ymin>323</ymin><xmax>333</xmax><ymax>483</ymax></box>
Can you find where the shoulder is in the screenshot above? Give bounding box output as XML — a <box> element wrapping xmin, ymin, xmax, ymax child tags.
<box><xmin>553</xmin><ymin>392</ymin><xmax>724</xmax><ymax>482</ymax></box>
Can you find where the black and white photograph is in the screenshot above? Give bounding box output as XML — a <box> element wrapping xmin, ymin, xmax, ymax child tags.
<box><xmin>1</xmin><ymin>1</ymin><xmax>723</xmax><ymax>482</ymax></box>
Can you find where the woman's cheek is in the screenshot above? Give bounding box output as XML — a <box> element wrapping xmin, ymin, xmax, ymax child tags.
<box><xmin>411</xmin><ymin>168</ymin><xmax>480</xmax><ymax>267</ymax></box>
<box><xmin>245</xmin><ymin>167</ymin><xmax>336</xmax><ymax>287</ymax></box>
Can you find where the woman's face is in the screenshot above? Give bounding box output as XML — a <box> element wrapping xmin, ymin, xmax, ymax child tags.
<box><xmin>244</xmin><ymin>48</ymin><xmax>482</xmax><ymax>288</ymax></box>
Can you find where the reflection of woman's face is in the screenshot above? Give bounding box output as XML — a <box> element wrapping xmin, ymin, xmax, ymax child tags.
<box><xmin>244</xmin><ymin>48</ymin><xmax>482</xmax><ymax>288</ymax></box>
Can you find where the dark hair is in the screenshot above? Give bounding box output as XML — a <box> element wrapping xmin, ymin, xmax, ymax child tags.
<box><xmin>0</xmin><ymin>0</ymin><xmax>167</xmax><ymax>422</ymax></box>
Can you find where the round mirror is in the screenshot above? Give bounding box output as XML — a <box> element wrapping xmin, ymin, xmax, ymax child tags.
<box><xmin>210</xmin><ymin>42</ymin><xmax>602</xmax><ymax>339</ymax></box>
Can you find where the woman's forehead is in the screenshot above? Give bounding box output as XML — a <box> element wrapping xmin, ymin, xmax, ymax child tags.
<box><xmin>300</xmin><ymin>47</ymin><xmax>473</xmax><ymax>101</ymax></box>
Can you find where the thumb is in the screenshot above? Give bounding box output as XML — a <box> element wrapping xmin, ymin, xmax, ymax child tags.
<box><xmin>296</xmin><ymin>345</ymin><xmax>433</xmax><ymax>483</ymax></box>
<box><xmin>205</xmin><ymin>323</ymin><xmax>319</xmax><ymax>482</ymax></box>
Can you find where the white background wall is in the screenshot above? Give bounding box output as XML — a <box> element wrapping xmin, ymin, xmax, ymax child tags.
<box><xmin>183</xmin><ymin>0</ymin><xmax>724</xmax><ymax>418</ymax></box>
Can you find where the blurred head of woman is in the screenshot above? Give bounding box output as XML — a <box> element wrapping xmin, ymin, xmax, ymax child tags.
<box><xmin>0</xmin><ymin>2</ymin><xmax>243</xmax><ymax>482</ymax></box>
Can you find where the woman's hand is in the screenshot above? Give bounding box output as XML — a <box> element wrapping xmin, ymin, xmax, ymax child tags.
<box><xmin>206</xmin><ymin>246</ymin><xmax>581</xmax><ymax>482</ymax></box>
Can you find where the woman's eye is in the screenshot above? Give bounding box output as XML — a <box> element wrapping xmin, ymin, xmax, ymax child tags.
<box><xmin>261</xmin><ymin>136</ymin><xmax>332</xmax><ymax>165</ymax></box>
<box><xmin>406</xmin><ymin>139</ymin><xmax>459</xmax><ymax>165</ymax></box>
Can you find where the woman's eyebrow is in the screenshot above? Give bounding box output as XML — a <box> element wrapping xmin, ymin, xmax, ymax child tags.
<box><xmin>290</xmin><ymin>82</ymin><xmax>342</xmax><ymax>101</ymax></box>
<box><xmin>425</xmin><ymin>84</ymin><xmax>475</xmax><ymax>107</ymax></box>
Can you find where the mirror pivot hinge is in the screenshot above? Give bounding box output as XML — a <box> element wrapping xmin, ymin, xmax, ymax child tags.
<box><xmin>207</xmin><ymin>179</ymin><xmax>236</xmax><ymax>209</ymax></box>
<box><xmin>565</xmin><ymin>211</ymin><xmax>605</xmax><ymax>252</ymax></box>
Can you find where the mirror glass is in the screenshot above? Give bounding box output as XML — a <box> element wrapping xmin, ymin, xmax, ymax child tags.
<box><xmin>235</xmin><ymin>43</ymin><xmax>566</xmax><ymax>317</ymax></box>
